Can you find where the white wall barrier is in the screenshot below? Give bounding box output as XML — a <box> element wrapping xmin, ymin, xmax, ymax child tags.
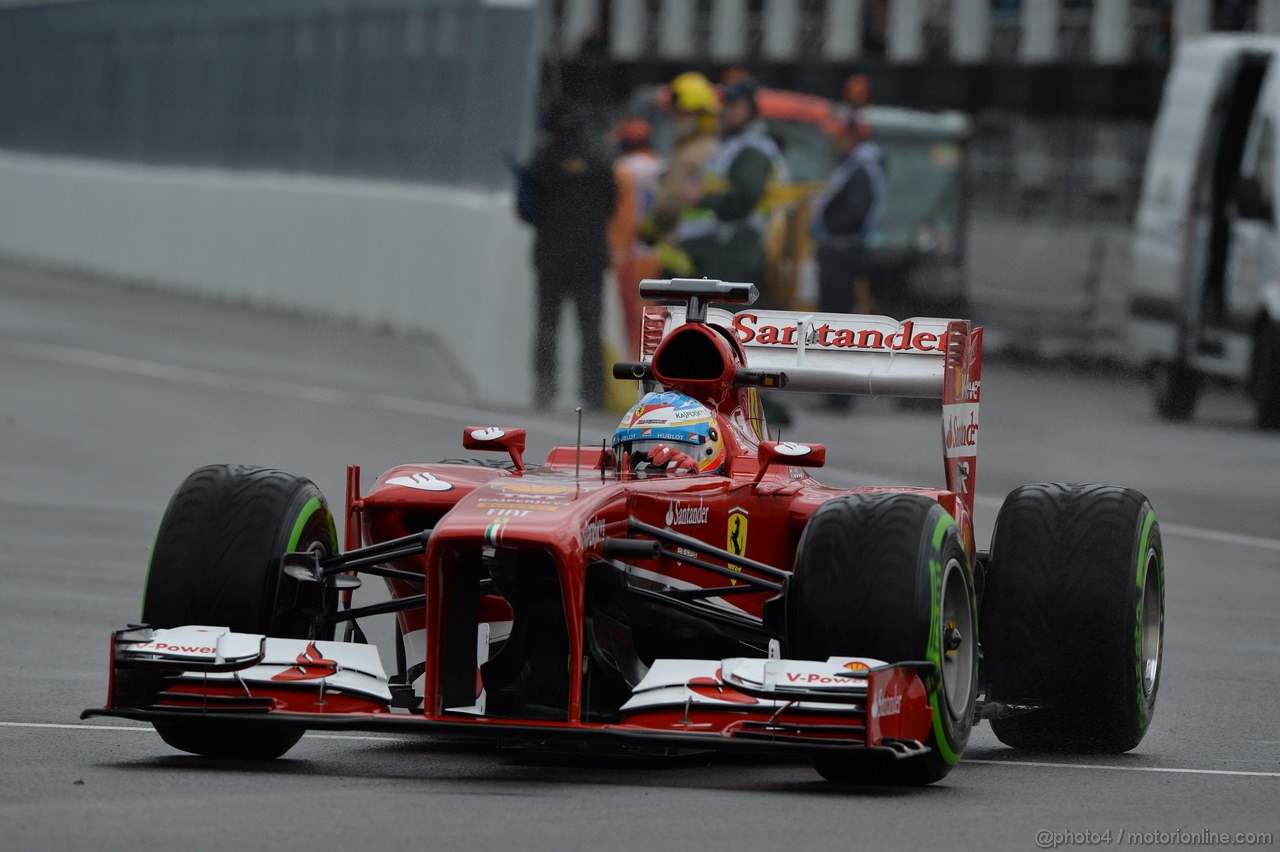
<box><xmin>0</xmin><ymin>149</ymin><xmax>553</xmax><ymax>407</ymax></box>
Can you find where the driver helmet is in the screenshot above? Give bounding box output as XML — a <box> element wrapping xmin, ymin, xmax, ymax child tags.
<box><xmin>613</xmin><ymin>392</ymin><xmax>726</xmax><ymax>474</ymax></box>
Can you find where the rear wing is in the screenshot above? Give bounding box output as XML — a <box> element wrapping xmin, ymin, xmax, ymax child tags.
<box><xmin>639</xmin><ymin>303</ymin><xmax>983</xmax><ymax>507</ymax></box>
<box><xmin>641</xmin><ymin>305</ymin><xmax>976</xmax><ymax>398</ymax></box>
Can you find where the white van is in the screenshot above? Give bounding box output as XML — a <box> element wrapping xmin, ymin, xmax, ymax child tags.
<box><xmin>1130</xmin><ymin>34</ymin><xmax>1280</xmax><ymax>429</ymax></box>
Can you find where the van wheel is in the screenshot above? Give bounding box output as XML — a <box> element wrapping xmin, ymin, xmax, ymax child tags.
<box><xmin>1153</xmin><ymin>361</ymin><xmax>1199</xmax><ymax>421</ymax></box>
<box><xmin>1252</xmin><ymin>319</ymin><xmax>1280</xmax><ymax>430</ymax></box>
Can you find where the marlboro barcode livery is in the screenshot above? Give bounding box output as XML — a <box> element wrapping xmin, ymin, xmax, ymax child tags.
<box><xmin>85</xmin><ymin>279</ymin><xmax>1166</xmax><ymax>786</ymax></box>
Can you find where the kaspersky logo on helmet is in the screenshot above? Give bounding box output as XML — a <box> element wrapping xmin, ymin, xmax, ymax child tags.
<box><xmin>626</xmin><ymin>403</ymin><xmax>711</xmax><ymax>429</ymax></box>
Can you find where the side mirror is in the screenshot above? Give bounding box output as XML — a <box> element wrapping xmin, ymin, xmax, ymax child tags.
<box><xmin>1234</xmin><ymin>176</ymin><xmax>1274</xmax><ymax>221</ymax></box>
<box><xmin>753</xmin><ymin>441</ymin><xmax>826</xmax><ymax>484</ymax></box>
<box><xmin>462</xmin><ymin>426</ymin><xmax>527</xmax><ymax>472</ymax></box>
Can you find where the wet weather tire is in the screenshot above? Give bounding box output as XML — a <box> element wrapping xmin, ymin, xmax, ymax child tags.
<box><xmin>142</xmin><ymin>464</ymin><xmax>339</xmax><ymax>760</ymax></box>
<box><xmin>789</xmin><ymin>494</ymin><xmax>978</xmax><ymax>786</ymax></box>
<box><xmin>982</xmin><ymin>483</ymin><xmax>1164</xmax><ymax>753</ymax></box>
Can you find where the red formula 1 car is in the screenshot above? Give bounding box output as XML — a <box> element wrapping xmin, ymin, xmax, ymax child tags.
<box><xmin>85</xmin><ymin>280</ymin><xmax>1166</xmax><ymax>785</ymax></box>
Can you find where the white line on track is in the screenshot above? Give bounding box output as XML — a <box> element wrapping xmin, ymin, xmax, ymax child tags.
<box><xmin>2</xmin><ymin>339</ymin><xmax>578</xmax><ymax>435</ymax></box>
<box><xmin>965</xmin><ymin>759</ymin><xmax>1280</xmax><ymax>779</ymax></box>
<box><xmin>1146</xmin><ymin>522</ymin><xmax>1280</xmax><ymax>552</ymax></box>
<box><xmin>973</xmin><ymin>494</ymin><xmax>1280</xmax><ymax>552</ymax></box>
<box><xmin>8</xmin><ymin>338</ymin><xmax>1280</xmax><ymax>555</ymax></box>
<box><xmin>2</xmin><ymin>723</ymin><xmax>1276</xmax><ymax>777</ymax></box>
<box><xmin>0</xmin><ymin>721</ymin><xmax>404</xmax><ymax>742</ymax></box>
<box><xmin>821</xmin><ymin>472</ymin><xmax>1280</xmax><ymax>553</ymax></box>
<box><xmin>0</xmin><ymin>722</ymin><xmax>151</xmax><ymax>732</ymax></box>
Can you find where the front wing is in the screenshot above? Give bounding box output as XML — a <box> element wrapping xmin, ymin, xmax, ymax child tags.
<box><xmin>84</xmin><ymin>626</ymin><xmax>935</xmax><ymax>760</ymax></box>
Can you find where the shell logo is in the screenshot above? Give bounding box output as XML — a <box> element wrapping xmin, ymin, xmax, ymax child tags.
<box><xmin>842</xmin><ymin>661</ymin><xmax>870</xmax><ymax>672</ymax></box>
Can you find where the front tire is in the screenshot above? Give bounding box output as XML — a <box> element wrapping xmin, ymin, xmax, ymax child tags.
<box><xmin>788</xmin><ymin>494</ymin><xmax>978</xmax><ymax>786</ymax></box>
<box><xmin>142</xmin><ymin>464</ymin><xmax>339</xmax><ymax>760</ymax></box>
<box><xmin>982</xmin><ymin>483</ymin><xmax>1164</xmax><ymax>753</ymax></box>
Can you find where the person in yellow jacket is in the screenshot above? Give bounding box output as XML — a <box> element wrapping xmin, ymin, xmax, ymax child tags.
<box><xmin>646</xmin><ymin>72</ymin><xmax>720</xmax><ymax>265</ymax></box>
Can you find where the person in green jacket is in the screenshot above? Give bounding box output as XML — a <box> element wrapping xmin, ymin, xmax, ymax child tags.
<box><xmin>678</xmin><ymin>77</ymin><xmax>788</xmax><ymax>293</ymax></box>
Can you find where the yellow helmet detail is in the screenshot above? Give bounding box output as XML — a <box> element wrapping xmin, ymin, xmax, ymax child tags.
<box><xmin>670</xmin><ymin>72</ymin><xmax>720</xmax><ymax>115</ymax></box>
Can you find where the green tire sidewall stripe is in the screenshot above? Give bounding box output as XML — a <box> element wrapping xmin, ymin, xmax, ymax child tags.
<box><xmin>289</xmin><ymin>495</ymin><xmax>328</xmax><ymax>551</ymax></box>
<box><xmin>324</xmin><ymin>509</ymin><xmax>339</xmax><ymax>552</ymax></box>
<box><xmin>927</xmin><ymin>511</ymin><xmax>968</xmax><ymax>767</ymax></box>
<box><xmin>140</xmin><ymin>518</ymin><xmax>165</xmax><ymax>620</ymax></box>
<box><xmin>1133</xmin><ymin>508</ymin><xmax>1161</xmax><ymax>724</ymax></box>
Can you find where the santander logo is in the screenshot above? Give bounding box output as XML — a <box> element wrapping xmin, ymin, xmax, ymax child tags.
<box><xmin>665</xmin><ymin>501</ymin><xmax>709</xmax><ymax>526</ymax></box>
<box><xmin>773</xmin><ymin>442</ymin><xmax>812</xmax><ymax>457</ymax></box>
<box><xmin>942</xmin><ymin>403</ymin><xmax>979</xmax><ymax>459</ymax></box>
<box><xmin>733</xmin><ymin>314</ymin><xmax>945</xmax><ymax>353</ymax></box>
<box><xmin>686</xmin><ymin>674</ymin><xmax>758</xmax><ymax>705</ymax></box>
<box><xmin>944</xmin><ymin>413</ymin><xmax>978</xmax><ymax>452</ymax></box>
<box><xmin>272</xmin><ymin>642</ymin><xmax>338</xmax><ymax>682</ymax></box>
<box><xmin>388</xmin><ymin>471</ymin><xmax>453</xmax><ymax>492</ymax></box>
<box><xmin>874</xmin><ymin>690</ymin><xmax>903</xmax><ymax>717</ymax></box>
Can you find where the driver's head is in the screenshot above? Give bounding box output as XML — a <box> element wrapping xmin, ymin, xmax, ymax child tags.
<box><xmin>613</xmin><ymin>392</ymin><xmax>726</xmax><ymax>474</ymax></box>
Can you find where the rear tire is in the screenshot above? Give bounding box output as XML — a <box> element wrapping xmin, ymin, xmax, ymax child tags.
<box><xmin>1153</xmin><ymin>360</ymin><xmax>1200</xmax><ymax>421</ymax></box>
<box><xmin>1252</xmin><ymin>319</ymin><xmax>1280</xmax><ymax>431</ymax></box>
<box><xmin>143</xmin><ymin>464</ymin><xmax>338</xmax><ymax>760</ymax></box>
<box><xmin>788</xmin><ymin>494</ymin><xmax>977</xmax><ymax>786</ymax></box>
<box><xmin>982</xmin><ymin>483</ymin><xmax>1164</xmax><ymax>753</ymax></box>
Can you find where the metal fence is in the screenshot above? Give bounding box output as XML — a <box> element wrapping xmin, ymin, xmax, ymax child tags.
<box><xmin>0</xmin><ymin>0</ymin><xmax>540</xmax><ymax>189</ymax></box>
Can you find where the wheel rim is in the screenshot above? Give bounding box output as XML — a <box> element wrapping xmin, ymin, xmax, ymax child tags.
<box><xmin>940</xmin><ymin>557</ymin><xmax>975</xmax><ymax>719</ymax></box>
<box><xmin>273</xmin><ymin>510</ymin><xmax>336</xmax><ymax>639</ymax></box>
<box><xmin>1140</xmin><ymin>547</ymin><xmax>1162</xmax><ymax>699</ymax></box>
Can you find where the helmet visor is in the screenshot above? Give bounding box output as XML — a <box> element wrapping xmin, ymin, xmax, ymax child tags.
<box><xmin>621</xmin><ymin>438</ymin><xmax>694</xmax><ymax>470</ymax></box>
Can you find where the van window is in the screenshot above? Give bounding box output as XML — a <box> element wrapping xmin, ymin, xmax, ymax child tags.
<box><xmin>1242</xmin><ymin>114</ymin><xmax>1275</xmax><ymax>208</ymax></box>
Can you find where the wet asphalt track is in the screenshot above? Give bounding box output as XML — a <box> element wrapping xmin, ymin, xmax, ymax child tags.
<box><xmin>1</xmin><ymin>259</ymin><xmax>1277</xmax><ymax>851</ymax></box>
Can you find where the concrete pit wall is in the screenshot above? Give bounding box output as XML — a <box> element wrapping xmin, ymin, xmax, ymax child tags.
<box><xmin>0</xmin><ymin>149</ymin><xmax>550</xmax><ymax>406</ymax></box>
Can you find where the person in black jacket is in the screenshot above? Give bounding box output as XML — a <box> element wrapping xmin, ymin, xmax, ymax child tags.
<box><xmin>811</xmin><ymin>110</ymin><xmax>884</xmax><ymax>314</ymax></box>
<box><xmin>519</xmin><ymin>100</ymin><xmax>617</xmax><ymax>410</ymax></box>
<box><xmin>810</xmin><ymin>111</ymin><xmax>885</xmax><ymax>410</ymax></box>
